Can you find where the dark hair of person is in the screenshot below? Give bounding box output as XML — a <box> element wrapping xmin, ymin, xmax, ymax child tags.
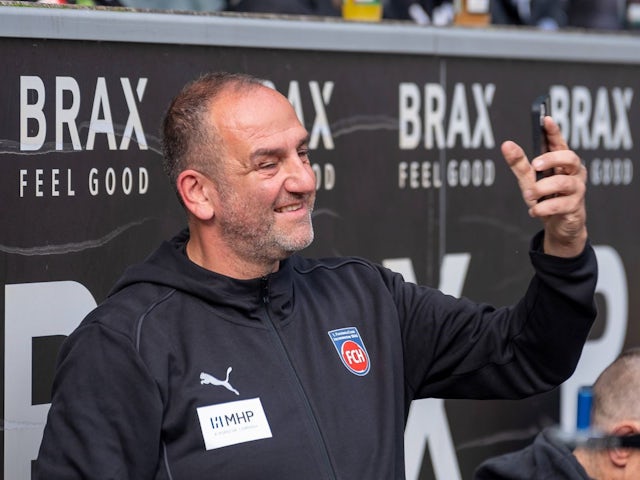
<box><xmin>161</xmin><ymin>72</ymin><xmax>264</xmax><ymax>200</ymax></box>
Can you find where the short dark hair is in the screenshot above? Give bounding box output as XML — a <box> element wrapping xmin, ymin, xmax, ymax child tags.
<box><xmin>161</xmin><ymin>72</ymin><xmax>264</xmax><ymax>197</ymax></box>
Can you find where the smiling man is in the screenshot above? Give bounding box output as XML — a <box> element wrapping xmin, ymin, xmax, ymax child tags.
<box><xmin>176</xmin><ymin>80</ymin><xmax>317</xmax><ymax>279</ymax></box>
<box><xmin>35</xmin><ymin>72</ymin><xmax>598</xmax><ymax>479</ymax></box>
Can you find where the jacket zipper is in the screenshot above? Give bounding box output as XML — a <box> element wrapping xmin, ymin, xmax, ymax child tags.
<box><xmin>260</xmin><ymin>277</ymin><xmax>338</xmax><ymax>480</ymax></box>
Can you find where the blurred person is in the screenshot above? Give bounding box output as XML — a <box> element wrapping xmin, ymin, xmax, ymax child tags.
<box><xmin>474</xmin><ymin>347</ymin><xmax>640</xmax><ymax>479</ymax></box>
<box><xmin>384</xmin><ymin>0</ymin><xmax>454</xmax><ymax>25</ymax></box>
<box><xmin>119</xmin><ymin>0</ymin><xmax>227</xmax><ymax>12</ymax></box>
<box><xmin>490</xmin><ymin>0</ymin><xmax>569</xmax><ymax>30</ymax></box>
<box><xmin>226</xmin><ymin>0</ymin><xmax>340</xmax><ymax>17</ymax></box>
<box><xmin>35</xmin><ymin>72</ymin><xmax>597</xmax><ymax>479</ymax></box>
<box><xmin>565</xmin><ymin>0</ymin><xmax>626</xmax><ymax>30</ymax></box>
<box><xmin>491</xmin><ymin>0</ymin><xmax>627</xmax><ymax>30</ymax></box>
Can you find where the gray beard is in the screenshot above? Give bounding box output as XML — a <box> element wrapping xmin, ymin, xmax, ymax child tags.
<box><xmin>219</xmin><ymin>210</ymin><xmax>315</xmax><ymax>264</ymax></box>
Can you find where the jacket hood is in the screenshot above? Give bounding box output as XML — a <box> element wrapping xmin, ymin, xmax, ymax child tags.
<box><xmin>108</xmin><ymin>229</ymin><xmax>294</xmax><ymax>316</ymax></box>
<box><xmin>474</xmin><ymin>427</ymin><xmax>591</xmax><ymax>480</ymax></box>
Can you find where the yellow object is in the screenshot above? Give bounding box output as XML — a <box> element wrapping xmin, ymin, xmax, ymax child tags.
<box><xmin>342</xmin><ymin>0</ymin><xmax>383</xmax><ymax>22</ymax></box>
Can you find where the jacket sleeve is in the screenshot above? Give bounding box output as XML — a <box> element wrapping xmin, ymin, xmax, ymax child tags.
<box><xmin>34</xmin><ymin>321</ymin><xmax>164</xmax><ymax>480</ymax></box>
<box><xmin>396</xmin><ymin>231</ymin><xmax>598</xmax><ymax>400</ymax></box>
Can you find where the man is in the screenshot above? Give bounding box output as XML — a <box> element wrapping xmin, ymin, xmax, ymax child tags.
<box><xmin>490</xmin><ymin>0</ymin><xmax>569</xmax><ymax>30</ymax></box>
<box><xmin>35</xmin><ymin>72</ymin><xmax>597</xmax><ymax>479</ymax></box>
<box><xmin>474</xmin><ymin>348</ymin><xmax>640</xmax><ymax>479</ymax></box>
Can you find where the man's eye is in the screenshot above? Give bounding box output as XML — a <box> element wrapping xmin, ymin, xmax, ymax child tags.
<box><xmin>299</xmin><ymin>150</ymin><xmax>310</xmax><ymax>161</ymax></box>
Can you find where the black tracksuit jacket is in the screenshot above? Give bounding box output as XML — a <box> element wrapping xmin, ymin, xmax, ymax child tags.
<box><xmin>35</xmin><ymin>229</ymin><xmax>598</xmax><ymax>479</ymax></box>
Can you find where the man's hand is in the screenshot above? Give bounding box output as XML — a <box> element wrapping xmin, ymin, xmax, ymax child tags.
<box><xmin>502</xmin><ymin>116</ymin><xmax>588</xmax><ymax>258</ymax></box>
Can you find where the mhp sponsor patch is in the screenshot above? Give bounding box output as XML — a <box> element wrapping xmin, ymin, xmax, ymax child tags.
<box><xmin>328</xmin><ymin>327</ymin><xmax>370</xmax><ymax>376</ymax></box>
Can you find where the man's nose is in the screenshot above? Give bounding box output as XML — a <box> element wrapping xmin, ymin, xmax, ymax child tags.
<box><xmin>284</xmin><ymin>156</ymin><xmax>316</xmax><ymax>193</ymax></box>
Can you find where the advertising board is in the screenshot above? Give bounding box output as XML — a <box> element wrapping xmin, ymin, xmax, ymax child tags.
<box><xmin>2</xmin><ymin>6</ymin><xmax>639</xmax><ymax>479</ymax></box>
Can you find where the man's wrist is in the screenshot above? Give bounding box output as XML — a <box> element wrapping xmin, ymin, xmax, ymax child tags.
<box><xmin>543</xmin><ymin>228</ymin><xmax>589</xmax><ymax>258</ymax></box>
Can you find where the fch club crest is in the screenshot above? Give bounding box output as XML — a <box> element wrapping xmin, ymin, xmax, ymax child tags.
<box><xmin>328</xmin><ymin>327</ymin><xmax>370</xmax><ymax>376</ymax></box>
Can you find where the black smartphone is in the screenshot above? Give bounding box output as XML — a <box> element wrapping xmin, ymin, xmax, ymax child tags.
<box><xmin>531</xmin><ymin>94</ymin><xmax>556</xmax><ymax>202</ymax></box>
<box><xmin>531</xmin><ymin>93</ymin><xmax>554</xmax><ymax>181</ymax></box>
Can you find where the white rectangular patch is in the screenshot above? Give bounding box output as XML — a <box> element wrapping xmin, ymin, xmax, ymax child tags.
<box><xmin>466</xmin><ymin>0</ymin><xmax>489</xmax><ymax>13</ymax></box>
<box><xmin>197</xmin><ymin>397</ymin><xmax>272</xmax><ymax>450</ymax></box>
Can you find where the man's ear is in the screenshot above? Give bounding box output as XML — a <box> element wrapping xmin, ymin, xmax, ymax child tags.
<box><xmin>177</xmin><ymin>169</ymin><xmax>216</xmax><ymax>221</ymax></box>
<box><xmin>608</xmin><ymin>424</ymin><xmax>635</xmax><ymax>467</ymax></box>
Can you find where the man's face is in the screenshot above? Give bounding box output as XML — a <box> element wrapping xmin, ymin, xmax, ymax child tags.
<box><xmin>210</xmin><ymin>85</ymin><xmax>317</xmax><ymax>265</ymax></box>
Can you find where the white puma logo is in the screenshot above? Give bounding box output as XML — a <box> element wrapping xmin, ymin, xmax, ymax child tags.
<box><xmin>200</xmin><ymin>367</ymin><xmax>240</xmax><ymax>396</ymax></box>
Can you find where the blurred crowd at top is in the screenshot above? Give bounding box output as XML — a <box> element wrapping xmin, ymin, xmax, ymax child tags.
<box><xmin>28</xmin><ymin>0</ymin><xmax>640</xmax><ymax>31</ymax></box>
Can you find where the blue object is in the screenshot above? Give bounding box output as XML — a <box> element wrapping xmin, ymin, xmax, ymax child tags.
<box><xmin>577</xmin><ymin>386</ymin><xmax>593</xmax><ymax>431</ymax></box>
